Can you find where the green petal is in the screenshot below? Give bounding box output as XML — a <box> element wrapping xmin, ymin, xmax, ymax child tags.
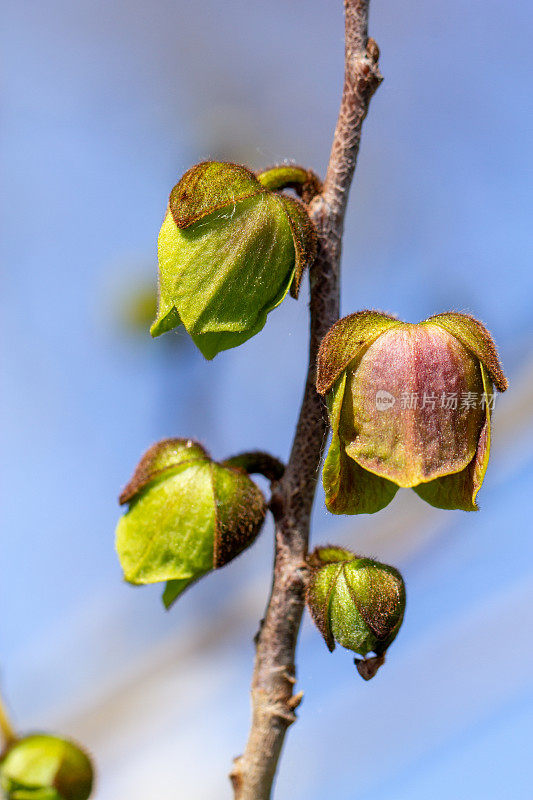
<box><xmin>152</xmin><ymin>162</ymin><xmax>318</xmax><ymax>357</ymax></box>
<box><xmin>211</xmin><ymin>465</ymin><xmax>266</xmax><ymax>568</ymax></box>
<box><xmin>306</xmin><ymin>563</ymin><xmax>341</xmax><ymax>652</ymax></box>
<box><xmin>148</xmin><ymin>304</ymin><xmax>181</xmax><ymax>338</ymax></box>
<box><xmin>169</xmin><ymin>161</ymin><xmax>264</xmax><ymax>228</ymax></box>
<box><xmin>275</xmin><ymin>195</ymin><xmax>317</xmax><ymax>298</ymax></box>
<box><xmin>329</xmin><ymin>567</ymin><xmax>376</xmax><ymax>656</ymax></box>
<box><xmin>322</xmin><ymin>374</ymin><xmax>398</xmax><ymax>515</ymax></box>
<box><xmin>326</xmin><ymin>372</ymin><xmax>348</xmax><ymax>436</ymax></box>
<box><xmin>316</xmin><ymin>310</ymin><xmax>400</xmax><ymax>395</ymax></box>
<box><xmin>119</xmin><ymin>438</ymin><xmax>209</xmax><ymax>504</ymax></box>
<box><xmin>115</xmin><ymin>461</ymin><xmax>215</xmax><ymax>584</ymax></box>
<box><xmin>152</xmin><ymin>194</ymin><xmax>297</xmax><ymax>358</ymax></box>
<box><xmin>162</xmin><ymin>576</ymin><xmax>203</xmax><ymax>609</ymax></box>
<box><xmin>342</xmin><ymin>323</ymin><xmax>485</xmax><ymax>488</ymax></box>
<box><xmin>343</xmin><ymin>560</ymin><xmax>405</xmax><ymax>650</ymax></box>
<box><xmin>428</xmin><ymin>312</ymin><xmax>508</xmax><ymax>392</ymax></box>
<box><xmin>413</xmin><ymin>364</ymin><xmax>493</xmax><ymax>511</ymax></box>
<box><xmin>117</xmin><ymin>452</ymin><xmax>266</xmax><ymax>601</ymax></box>
<box><xmin>324</xmin><ymin>438</ymin><xmax>399</xmax><ymax>515</ymax></box>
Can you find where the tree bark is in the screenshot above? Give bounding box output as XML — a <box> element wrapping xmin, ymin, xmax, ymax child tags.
<box><xmin>230</xmin><ymin>2</ymin><xmax>382</xmax><ymax>797</ymax></box>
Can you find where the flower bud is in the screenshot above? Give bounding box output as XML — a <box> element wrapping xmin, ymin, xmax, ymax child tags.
<box><xmin>0</xmin><ymin>734</ymin><xmax>93</xmax><ymax>800</ymax></box>
<box><xmin>317</xmin><ymin>311</ymin><xmax>508</xmax><ymax>514</ymax></box>
<box><xmin>151</xmin><ymin>161</ymin><xmax>317</xmax><ymax>359</ymax></box>
<box><xmin>116</xmin><ymin>438</ymin><xmax>267</xmax><ymax>608</ymax></box>
<box><xmin>306</xmin><ymin>547</ymin><xmax>405</xmax><ymax>679</ymax></box>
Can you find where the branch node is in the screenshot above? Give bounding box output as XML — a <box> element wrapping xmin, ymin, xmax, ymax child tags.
<box><xmin>366</xmin><ymin>36</ymin><xmax>380</xmax><ymax>62</ymax></box>
<box><xmin>253</xmin><ymin>618</ymin><xmax>265</xmax><ymax>647</ymax></box>
<box><xmin>272</xmin><ymin>704</ymin><xmax>298</xmax><ymax>726</ymax></box>
<box><xmin>230</xmin><ymin>758</ymin><xmax>244</xmax><ymax>795</ymax></box>
<box><xmin>286</xmin><ymin>691</ymin><xmax>304</xmax><ymax>712</ymax></box>
<box><xmin>268</xmin><ymin>485</ymin><xmax>285</xmax><ymax>521</ymax></box>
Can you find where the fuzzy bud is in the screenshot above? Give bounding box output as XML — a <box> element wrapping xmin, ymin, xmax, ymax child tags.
<box><xmin>0</xmin><ymin>734</ymin><xmax>93</xmax><ymax>800</ymax></box>
<box><xmin>116</xmin><ymin>438</ymin><xmax>267</xmax><ymax>608</ymax></box>
<box><xmin>306</xmin><ymin>547</ymin><xmax>406</xmax><ymax>679</ymax></box>
<box><xmin>151</xmin><ymin>161</ymin><xmax>317</xmax><ymax>359</ymax></box>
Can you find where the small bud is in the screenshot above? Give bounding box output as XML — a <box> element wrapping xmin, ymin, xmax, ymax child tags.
<box><xmin>116</xmin><ymin>439</ymin><xmax>267</xmax><ymax>608</ymax></box>
<box><xmin>151</xmin><ymin>161</ymin><xmax>317</xmax><ymax>359</ymax></box>
<box><xmin>0</xmin><ymin>734</ymin><xmax>93</xmax><ymax>800</ymax></box>
<box><xmin>306</xmin><ymin>547</ymin><xmax>405</xmax><ymax>678</ymax></box>
<box><xmin>317</xmin><ymin>311</ymin><xmax>508</xmax><ymax>513</ymax></box>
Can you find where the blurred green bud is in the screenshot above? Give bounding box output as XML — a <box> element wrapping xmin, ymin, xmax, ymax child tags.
<box><xmin>0</xmin><ymin>735</ymin><xmax>93</xmax><ymax>800</ymax></box>
<box><xmin>317</xmin><ymin>311</ymin><xmax>508</xmax><ymax>514</ymax></box>
<box><xmin>151</xmin><ymin>161</ymin><xmax>317</xmax><ymax>359</ymax></box>
<box><xmin>120</xmin><ymin>280</ymin><xmax>158</xmax><ymax>334</ymax></box>
<box><xmin>115</xmin><ymin>438</ymin><xmax>267</xmax><ymax>608</ymax></box>
<box><xmin>306</xmin><ymin>547</ymin><xmax>406</xmax><ymax>679</ymax></box>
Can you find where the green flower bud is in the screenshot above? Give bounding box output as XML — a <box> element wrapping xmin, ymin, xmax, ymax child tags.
<box><xmin>151</xmin><ymin>161</ymin><xmax>317</xmax><ymax>359</ymax></box>
<box><xmin>317</xmin><ymin>311</ymin><xmax>508</xmax><ymax>514</ymax></box>
<box><xmin>0</xmin><ymin>735</ymin><xmax>93</xmax><ymax>800</ymax></box>
<box><xmin>306</xmin><ymin>547</ymin><xmax>405</xmax><ymax>679</ymax></box>
<box><xmin>115</xmin><ymin>438</ymin><xmax>267</xmax><ymax>608</ymax></box>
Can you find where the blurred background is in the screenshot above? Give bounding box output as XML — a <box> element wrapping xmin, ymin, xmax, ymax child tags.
<box><xmin>2</xmin><ymin>0</ymin><xmax>532</xmax><ymax>797</ymax></box>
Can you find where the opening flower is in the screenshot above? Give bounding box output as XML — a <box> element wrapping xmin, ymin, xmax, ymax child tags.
<box><xmin>317</xmin><ymin>311</ymin><xmax>508</xmax><ymax>513</ymax></box>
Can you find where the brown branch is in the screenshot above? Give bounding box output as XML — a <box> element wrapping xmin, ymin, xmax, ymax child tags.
<box><xmin>230</xmin><ymin>2</ymin><xmax>382</xmax><ymax>798</ymax></box>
